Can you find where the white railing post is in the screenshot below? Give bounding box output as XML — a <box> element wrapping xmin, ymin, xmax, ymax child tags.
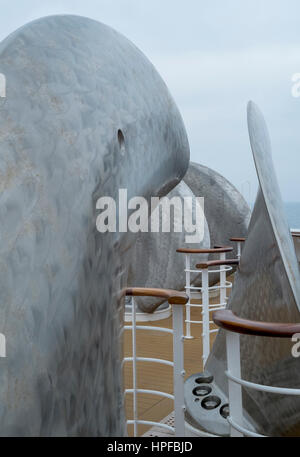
<box><xmin>237</xmin><ymin>242</ymin><xmax>242</xmax><ymax>260</ymax></box>
<box><xmin>172</xmin><ymin>304</ymin><xmax>185</xmax><ymax>437</ymax></box>
<box><xmin>0</xmin><ymin>73</ymin><xmax>6</xmax><ymax>99</ymax></box>
<box><xmin>131</xmin><ymin>298</ymin><xmax>138</xmax><ymax>437</ymax></box>
<box><xmin>185</xmin><ymin>254</ymin><xmax>193</xmax><ymax>339</ymax></box>
<box><xmin>201</xmin><ymin>268</ymin><xmax>210</xmax><ymax>367</ymax></box>
<box><xmin>219</xmin><ymin>252</ymin><xmax>227</xmax><ymax>307</ymax></box>
<box><xmin>226</xmin><ymin>331</ymin><xmax>244</xmax><ymax>437</ymax></box>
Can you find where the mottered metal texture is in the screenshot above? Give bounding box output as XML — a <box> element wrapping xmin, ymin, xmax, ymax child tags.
<box><xmin>127</xmin><ymin>158</ymin><xmax>250</xmax><ymax>313</ymax></box>
<box><xmin>127</xmin><ymin>180</ymin><xmax>210</xmax><ymax>312</ymax></box>
<box><xmin>184</xmin><ymin>162</ymin><xmax>251</xmax><ymax>284</ymax></box>
<box><xmin>205</xmin><ymin>102</ymin><xmax>300</xmax><ymax>436</ymax></box>
<box><xmin>0</xmin><ymin>15</ymin><xmax>189</xmax><ymax>435</ymax></box>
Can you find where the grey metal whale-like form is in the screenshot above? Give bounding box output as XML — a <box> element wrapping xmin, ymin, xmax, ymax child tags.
<box><xmin>204</xmin><ymin>102</ymin><xmax>300</xmax><ymax>436</ymax></box>
<box><xmin>127</xmin><ymin>161</ymin><xmax>250</xmax><ymax>313</ymax></box>
<box><xmin>184</xmin><ymin>162</ymin><xmax>251</xmax><ymax>284</ymax></box>
<box><xmin>0</xmin><ymin>15</ymin><xmax>190</xmax><ymax>436</ymax></box>
<box><xmin>127</xmin><ymin>180</ymin><xmax>210</xmax><ymax>312</ymax></box>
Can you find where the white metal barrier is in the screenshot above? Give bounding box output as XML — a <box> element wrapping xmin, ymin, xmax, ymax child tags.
<box><xmin>198</xmin><ymin>264</ymin><xmax>233</xmax><ymax>365</ymax></box>
<box><xmin>124</xmin><ymin>298</ymin><xmax>186</xmax><ymax>437</ymax></box>
<box><xmin>214</xmin><ymin>310</ymin><xmax>300</xmax><ymax>437</ymax></box>
<box><xmin>124</xmin><ymin>296</ymin><xmax>172</xmax><ymax>322</ymax></box>
<box><xmin>184</xmin><ymin>253</ymin><xmax>233</xmax><ymax>367</ymax></box>
<box><xmin>184</xmin><ymin>251</ymin><xmax>232</xmax><ymax>341</ymax></box>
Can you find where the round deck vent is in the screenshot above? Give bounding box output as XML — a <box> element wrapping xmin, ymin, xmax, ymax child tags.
<box><xmin>220</xmin><ymin>403</ymin><xmax>230</xmax><ymax>419</ymax></box>
<box><xmin>192</xmin><ymin>385</ymin><xmax>212</xmax><ymax>397</ymax></box>
<box><xmin>195</xmin><ymin>373</ymin><xmax>214</xmax><ymax>384</ymax></box>
<box><xmin>201</xmin><ymin>395</ymin><xmax>221</xmax><ymax>410</ymax></box>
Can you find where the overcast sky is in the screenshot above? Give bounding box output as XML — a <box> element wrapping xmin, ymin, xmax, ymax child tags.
<box><xmin>1</xmin><ymin>0</ymin><xmax>300</xmax><ymax>203</ymax></box>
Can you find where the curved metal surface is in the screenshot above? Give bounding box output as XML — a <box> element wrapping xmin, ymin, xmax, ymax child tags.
<box><xmin>204</xmin><ymin>102</ymin><xmax>300</xmax><ymax>436</ymax></box>
<box><xmin>184</xmin><ymin>162</ymin><xmax>251</xmax><ymax>284</ymax></box>
<box><xmin>248</xmin><ymin>103</ymin><xmax>300</xmax><ymax>308</ymax></box>
<box><xmin>127</xmin><ymin>181</ymin><xmax>210</xmax><ymax>312</ymax></box>
<box><xmin>291</xmin><ymin>232</ymin><xmax>300</xmax><ymax>264</ymax></box>
<box><xmin>128</xmin><ymin>161</ymin><xmax>250</xmax><ymax>313</ymax></box>
<box><xmin>0</xmin><ymin>15</ymin><xmax>189</xmax><ymax>436</ymax></box>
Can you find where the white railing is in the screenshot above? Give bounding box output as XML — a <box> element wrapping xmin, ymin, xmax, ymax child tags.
<box><xmin>237</xmin><ymin>243</ymin><xmax>242</xmax><ymax>260</ymax></box>
<box><xmin>184</xmin><ymin>252</ymin><xmax>232</xmax><ymax>341</ymax></box>
<box><xmin>198</xmin><ymin>265</ymin><xmax>232</xmax><ymax>365</ymax></box>
<box><xmin>124</xmin><ymin>298</ymin><xmax>185</xmax><ymax>437</ymax></box>
<box><xmin>184</xmin><ymin>253</ymin><xmax>233</xmax><ymax>366</ymax></box>
<box><xmin>124</xmin><ymin>296</ymin><xmax>172</xmax><ymax>323</ymax></box>
<box><xmin>214</xmin><ymin>312</ymin><xmax>300</xmax><ymax>437</ymax></box>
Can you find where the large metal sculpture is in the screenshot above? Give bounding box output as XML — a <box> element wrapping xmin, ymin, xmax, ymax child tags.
<box><xmin>127</xmin><ymin>162</ymin><xmax>250</xmax><ymax>313</ymax></box>
<box><xmin>127</xmin><ymin>180</ymin><xmax>210</xmax><ymax>312</ymax></box>
<box><xmin>196</xmin><ymin>102</ymin><xmax>300</xmax><ymax>436</ymax></box>
<box><xmin>184</xmin><ymin>162</ymin><xmax>251</xmax><ymax>284</ymax></box>
<box><xmin>0</xmin><ymin>15</ymin><xmax>190</xmax><ymax>436</ymax></box>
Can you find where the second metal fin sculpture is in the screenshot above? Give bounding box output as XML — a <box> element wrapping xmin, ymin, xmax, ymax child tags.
<box><xmin>205</xmin><ymin>101</ymin><xmax>300</xmax><ymax>436</ymax></box>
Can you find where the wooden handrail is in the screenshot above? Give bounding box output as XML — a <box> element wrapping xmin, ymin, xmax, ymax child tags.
<box><xmin>213</xmin><ymin>309</ymin><xmax>300</xmax><ymax>338</ymax></box>
<box><xmin>176</xmin><ymin>247</ymin><xmax>233</xmax><ymax>254</ymax></box>
<box><xmin>125</xmin><ymin>287</ymin><xmax>188</xmax><ymax>305</ymax></box>
<box><xmin>230</xmin><ymin>237</ymin><xmax>246</xmax><ymax>242</ymax></box>
<box><xmin>214</xmin><ymin>245</ymin><xmax>233</xmax><ymax>249</ymax></box>
<box><xmin>196</xmin><ymin>259</ymin><xmax>239</xmax><ymax>269</ymax></box>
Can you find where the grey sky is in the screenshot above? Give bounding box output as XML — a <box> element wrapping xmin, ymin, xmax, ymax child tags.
<box><xmin>1</xmin><ymin>0</ymin><xmax>300</xmax><ymax>202</ymax></box>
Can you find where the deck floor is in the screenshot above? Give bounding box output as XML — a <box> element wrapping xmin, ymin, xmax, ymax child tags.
<box><xmin>124</xmin><ymin>277</ymin><xmax>233</xmax><ymax>437</ymax></box>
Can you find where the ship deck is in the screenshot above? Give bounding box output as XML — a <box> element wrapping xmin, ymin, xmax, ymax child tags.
<box><xmin>124</xmin><ymin>276</ymin><xmax>234</xmax><ymax>437</ymax></box>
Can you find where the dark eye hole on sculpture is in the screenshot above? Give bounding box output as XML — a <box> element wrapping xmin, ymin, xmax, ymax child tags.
<box><xmin>117</xmin><ymin>129</ymin><xmax>125</xmax><ymax>155</ymax></box>
<box><xmin>201</xmin><ymin>395</ymin><xmax>221</xmax><ymax>410</ymax></box>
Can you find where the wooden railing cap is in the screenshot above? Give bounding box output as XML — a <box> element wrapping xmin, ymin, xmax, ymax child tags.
<box><xmin>196</xmin><ymin>259</ymin><xmax>239</xmax><ymax>269</ymax></box>
<box><xmin>214</xmin><ymin>245</ymin><xmax>233</xmax><ymax>249</ymax></box>
<box><xmin>125</xmin><ymin>287</ymin><xmax>188</xmax><ymax>305</ymax></box>
<box><xmin>213</xmin><ymin>309</ymin><xmax>300</xmax><ymax>338</ymax></box>
<box><xmin>177</xmin><ymin>247</ymin><xmax>233</xmax><ymax>254</ymax></box>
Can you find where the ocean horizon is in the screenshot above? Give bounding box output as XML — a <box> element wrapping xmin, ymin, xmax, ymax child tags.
<box><xmin>284</xmin><ymin>202</ymin><xmax>300</xmax><ymax>229</ymax></box>
<box><xmin>248</xmin><ymin>202</ymin><xmax>300</xmax><ymax>228</ymax></box>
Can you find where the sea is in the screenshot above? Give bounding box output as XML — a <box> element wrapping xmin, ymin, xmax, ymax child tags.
<box><xmin>284</xmin><ymin>202</ymin><xmax>300</xmax><ymax>229</ymax></box>
<box><xmin>247</xmin><ymin>202</ymin><xmax>300</xmax><ymax>228</ymax></box>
